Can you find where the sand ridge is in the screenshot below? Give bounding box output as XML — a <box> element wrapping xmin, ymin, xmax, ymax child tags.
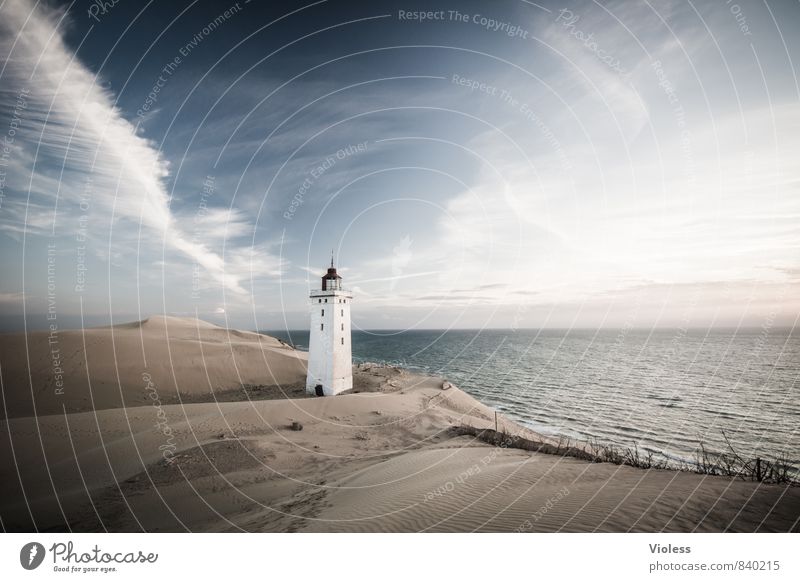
<box><xmin>0</xmin><ymin>315</ymin><xmax>307</xmax><ymax>419</ymax></box>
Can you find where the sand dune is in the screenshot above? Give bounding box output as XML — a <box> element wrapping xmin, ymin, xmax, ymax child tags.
<box><xmin>0</xmin><ymin>315</ymin><xmax>307</xmax><ymax>419</ymax></box>
<box><xmin>1</xmin><ymin>317</ymin><xmax>797</xmax><ymax>532</ymax></box>
<box><xmin>1</xmin><ymin>365</ymin><xmax>797</xmax><ymax>532</ymax></box>
<box><xmin>309</xmin><ymin>441</ymin><xmax>799</xmax><ymax>532</ymax></box>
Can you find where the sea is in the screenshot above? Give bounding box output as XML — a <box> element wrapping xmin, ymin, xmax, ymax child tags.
<box><xmin>267</xmin><ymin>328</ymin><xmax>799</xmax><ymax>470</ymax></box>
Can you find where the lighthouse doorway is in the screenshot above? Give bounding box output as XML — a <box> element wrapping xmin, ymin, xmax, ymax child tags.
<box><xmin>314</xmin><ymin>384</ymin><xmax>324</xmax><ymax>397</ymax></box>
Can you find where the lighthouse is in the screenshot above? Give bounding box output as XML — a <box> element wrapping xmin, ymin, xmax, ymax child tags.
<box><xmin>306</xmin><ymin>257</ymin><xmax>353</xmax><ymax>396</ymax></box>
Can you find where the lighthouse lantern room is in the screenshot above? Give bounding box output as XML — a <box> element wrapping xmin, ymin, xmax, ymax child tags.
<box><xmin>306</xmin><ymin>257</ymin><xmax>353</xmax><ymax>396</ymax></box>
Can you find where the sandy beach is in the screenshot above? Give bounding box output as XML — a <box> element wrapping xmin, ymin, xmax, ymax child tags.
<box><xmin>0</xmin><ymin>317</ymin><xmax>797</xmax><ymax>532</ymax></box>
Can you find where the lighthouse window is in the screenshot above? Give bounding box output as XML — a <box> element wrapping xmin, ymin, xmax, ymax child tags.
<box><xmin>341</xmin><ymin>338</ymin><xmax>344</xmax><ymax>345</ymax></box>
<box><xmin>324</xmin><ymin>298</ymin><xmax>327</xmax><ymax>303</ymax></box>
<box><xmin>321</xmin><ymin>324</ymin><xmax>324</xmax><ymax>331</ymax></box>
<box><xmin>341</xmin><ymin>323</ymin><xmax>344</xmax><ymax>330</ymax></box>
<box><xmin>321</xmin><ymin>309</ymin><xmax>324</xmax><ymax>316</ymax></box>
<box><xmin>340</xmin><ymin>309</ymin><xmax>343</xmax><ymax>316</ymax></box>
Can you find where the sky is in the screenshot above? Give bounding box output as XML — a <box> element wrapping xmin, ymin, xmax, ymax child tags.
<box><xmin>0</xmin><ymin>0</ymin><xmax>798</xmax><ymax>332</ymax></box>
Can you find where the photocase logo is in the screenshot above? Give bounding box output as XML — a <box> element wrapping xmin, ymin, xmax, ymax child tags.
<box><xmin>20</xmin><ymin>542</ymin><xmax>46</xmax><ymax>570</ymax></box>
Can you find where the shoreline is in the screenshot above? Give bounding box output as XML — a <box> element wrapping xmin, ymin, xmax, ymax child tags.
<box><xmin>274</xmin><ymin>328</ymin><xmax>800</xmax><ymax>478</ymax></box>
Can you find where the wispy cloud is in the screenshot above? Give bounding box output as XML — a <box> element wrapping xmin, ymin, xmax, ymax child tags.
<box><xmin>0</xmin><ymin>0</ymin><xmax>278</xmax><ymax>295</ymax></box>
<box><xmin>0</xmin><ymin>292</ymin><xmax>24</xmax><ymax>303</ymax></box>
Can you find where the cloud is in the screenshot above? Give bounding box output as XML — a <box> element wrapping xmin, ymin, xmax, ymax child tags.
<box><xmin>182</xmin><ymin>207</ymin><xmax>254</xmax><ymax>241</ymax></box>
<box><xmin>0</xmin><ymin>0</ymin><xmax>278</xmax><ymax>295</ymax></box>
<box><xmin>0</xmin><ymin>292</ymin><xmax>24</xmax><ymax>303</ymax></box>
<box><xmin>424</xmin><ymin>101</ymin><xmax>800</xmax><ymax>310</ymax></box>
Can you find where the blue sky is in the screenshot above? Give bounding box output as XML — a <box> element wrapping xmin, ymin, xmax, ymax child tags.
<box><xmin>0</xmin><ymin>0</ymin><xmax>798</xmax><ymax>331</ymax></box>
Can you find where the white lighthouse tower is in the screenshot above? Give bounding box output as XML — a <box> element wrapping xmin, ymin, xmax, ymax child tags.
<box><xmin>306</xmin><ymin>256</ymin><xmax>353</xmax><ymax>396</ymax></box>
